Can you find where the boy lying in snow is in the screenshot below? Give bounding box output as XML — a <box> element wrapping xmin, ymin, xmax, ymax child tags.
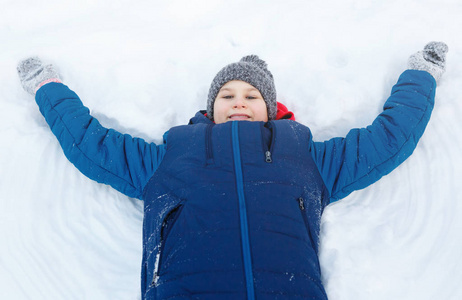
<box><xmin>18</xmin><ymin>42</ymin><xmax>447</xmax><ymax>300</ymax></box>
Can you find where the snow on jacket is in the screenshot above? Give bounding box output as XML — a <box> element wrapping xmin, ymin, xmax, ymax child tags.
<box><xmin>142</xmin><ymin>116</ymin><xmax>330</xmax><ymax>299</ymax></box>
<box><xmin>34</xmin><ymin>70</ymin><xmax>436</xmax><ymax>299</ymax></box>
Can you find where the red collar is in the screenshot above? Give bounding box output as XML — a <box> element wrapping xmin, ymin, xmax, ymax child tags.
<box><xmin>275</xmin><ymin>102</ymin><xmax>295</xmax><ymax>121</ymax></box>
<box><xmin>203</xmin><ymin>102</ymin><xmax>296</xmax><ymax>122</ymax></box>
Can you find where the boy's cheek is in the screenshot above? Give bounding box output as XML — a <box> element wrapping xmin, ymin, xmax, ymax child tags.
<box><xmin>214</xmin><ymin>112</ymin><xmax>227</xmax><ymax>124</ymax></box>
<box><xmin>213</xmin><ymin>101</ymin><xmax>227</xmax><ymax>124</ymax></box>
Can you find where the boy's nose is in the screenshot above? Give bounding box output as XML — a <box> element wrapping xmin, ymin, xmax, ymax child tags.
<box><xmin>233</xmin><ymin>97</ymin><xmax>247</xmax><ymax>108</ymax></box>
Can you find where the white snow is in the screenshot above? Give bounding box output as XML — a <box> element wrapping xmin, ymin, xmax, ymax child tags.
<box><xmin>1</xmin><ymin>0</ymin><xmax>462</xmax><ymax>299</ymax></box>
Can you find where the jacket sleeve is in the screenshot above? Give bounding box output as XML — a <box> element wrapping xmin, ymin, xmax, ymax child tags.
<box><xmin>310</xmin><ymin>70</ymin><xmax>436</xmax><ymax>202</ymax></box>
<box><xmin>35</xmin><ymin>82</ymin><xmax>166</xmax><ymax>199</ymax></box>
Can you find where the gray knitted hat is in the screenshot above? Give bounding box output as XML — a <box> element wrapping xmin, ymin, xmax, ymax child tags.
<box><xmin>206</xmin><ymin>55</ymin><xmax>277</xmax><ymax>121</ymax></box>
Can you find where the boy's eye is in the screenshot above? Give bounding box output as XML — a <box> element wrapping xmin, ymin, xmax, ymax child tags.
<box><xmin>223</xmin><ymin>95</ymin><xmax>233</xmax><ymax>99</ymax></box>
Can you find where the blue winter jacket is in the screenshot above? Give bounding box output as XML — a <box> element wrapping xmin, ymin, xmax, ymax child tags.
<box><xmin>34</xmin><ymin>70</ymin><xmax>436</xmax><ymax>299</ymax></box>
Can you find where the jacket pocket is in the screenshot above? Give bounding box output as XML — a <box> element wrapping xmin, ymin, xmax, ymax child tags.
<box><xmin>296</xmin><ymin>197</ymin><xmax>316</xmax><ymax>248</ymax></box>
<box><xmin>260</xmin><ymin>121</ymin><xmax>276</xmax><ymax>163</ymax></box>
<box><xmin>151</xmin><ymin>202</ymin><xmax>185</xmax><ymax>287</ymax></box>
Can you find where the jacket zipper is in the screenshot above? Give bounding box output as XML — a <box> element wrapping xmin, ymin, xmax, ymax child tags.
<box><xmin>297</xmin><ymin>197</ymin><xmax>315</xmax><ymax>247</ymax></box>
<box><xmin>151</xmin><ymin>204</ymin><xmax>184</xmax><ymax>287</ymax></box>
<box><xmin>261</xmin><ymin>122</ymin><xmax>276</xmax><ymax>163</ymax></box>
<box><xmin>151</xmin><ymin>240</ymin><xmax>163</xmax><ymax>287</ymax></box>
<box><xmin>232</xmin><ymin>121</ymin><xmax>256</xmax><ymax>300</ymax></box>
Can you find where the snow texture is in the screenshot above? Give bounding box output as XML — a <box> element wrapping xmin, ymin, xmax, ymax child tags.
<box><xmin>1</xmin><ymin>0</ymin><xmax>462</xmax><ymax>299</ymax></box>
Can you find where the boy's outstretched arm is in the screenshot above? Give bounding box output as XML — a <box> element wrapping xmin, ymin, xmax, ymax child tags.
<box><xmin>311</xmin><ymin>42</ymin><xmax>448</xmax><ymax>202</ymax></box>
<box><xmin>17</xmin><ymin>57</ymin><xmax>166</xmax><ymax>199</ymax></box>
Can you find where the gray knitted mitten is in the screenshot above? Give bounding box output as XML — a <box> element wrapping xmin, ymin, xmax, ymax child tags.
<box><xmin>408</xmin><ymin>42</ymin><xmax>448</xmax><ymax>82</ymax></box>
<box><xmin>17</xmin><ymin>57</ymin><xmax>62</xmax><ymax>95</ymax></box>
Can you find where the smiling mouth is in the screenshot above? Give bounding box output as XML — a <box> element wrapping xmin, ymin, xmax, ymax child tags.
<box><xmin>228</xmin><ymin>114</ymin><xmax>251</xmax><ymax>120</ymax></box>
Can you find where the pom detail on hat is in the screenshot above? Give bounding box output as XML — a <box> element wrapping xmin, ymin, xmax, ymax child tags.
<box><xmin>240</xmin><ymin>55</ymin><xmax>270</xmax><ymax>74</ymax></box>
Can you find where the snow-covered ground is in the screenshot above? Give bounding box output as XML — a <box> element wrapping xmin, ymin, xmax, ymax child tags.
<box><xmin>1</xmin><ymin>0</ymin><xmax>462</xmax><ymax>299</ymax></box>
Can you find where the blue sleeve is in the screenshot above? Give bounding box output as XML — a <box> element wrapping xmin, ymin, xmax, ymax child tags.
<box><xmin>35</xmin><ymin>82</ymin><xmax>166</xmax><ymax>199</ymax></box>
<box><xmin>311</xmin><ymin>70</ymin><xmax>436</xmax><ymax>202</ymax></box>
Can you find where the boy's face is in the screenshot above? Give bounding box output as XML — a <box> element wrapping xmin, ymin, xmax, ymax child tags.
<box><xmin>213</xmin><ymin>80</ymin><xmax>268</xmax><ymax>124</ymax></box>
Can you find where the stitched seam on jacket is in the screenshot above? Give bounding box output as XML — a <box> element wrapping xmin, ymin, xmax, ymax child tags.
<box><xmin>40</xmin><ymin>86</ymin><xmax>141</xmax><ymax>197</ymax></box>
<box><xmin>332</xmin><ymin>85</ymin><xmax>434</xmax><ymax>200</ymax></box>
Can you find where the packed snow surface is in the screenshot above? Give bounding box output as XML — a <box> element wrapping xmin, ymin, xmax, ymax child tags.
<box><xmin>1</xmin><ymin>0</ymin><xmax>462</xmax><ymax>299</ymax></box>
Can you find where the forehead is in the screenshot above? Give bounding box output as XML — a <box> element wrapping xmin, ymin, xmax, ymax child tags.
<box><xmin>219</xmin><ymin>80</ymin><xmax>259</xmax><ymax>92</ymax></box>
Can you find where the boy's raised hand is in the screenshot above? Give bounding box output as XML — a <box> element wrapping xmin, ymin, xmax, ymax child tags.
<box><xmin>408</xmin><ymin>41</ymin><xmax>448</xmax><ymax>82</ymax></box>
<box><xmin>17</xmin><ymin>57</ymin><xmax>62</xmax><ymax>95</ymax></box>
